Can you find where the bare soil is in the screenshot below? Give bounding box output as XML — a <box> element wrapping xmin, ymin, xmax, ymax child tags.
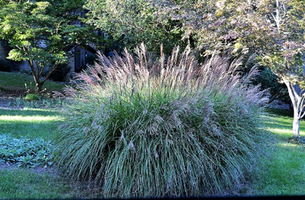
<box><xmin>0</xmin><ymin>162</ymin><xmax>57</xmax><ymax>174</ymax></box>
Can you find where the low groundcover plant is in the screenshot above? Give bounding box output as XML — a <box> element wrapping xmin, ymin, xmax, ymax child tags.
<box><xmin>0</xmin><ymin>134</ymin><xmax>53</xmax><ymax>168</ymax></box>
<box><xmin>55</xmin><ymin>43</ymin><xmax>269</xmax><ymax>197</ymax></box>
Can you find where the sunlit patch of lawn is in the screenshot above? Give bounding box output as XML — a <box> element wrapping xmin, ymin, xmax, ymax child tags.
<box><xmin>0</xmin><ymin>108</ymin><xmax>63</xmax><ymax>140</ymax></box>
<box><xmin>0</xmin><ymin>115</ymin><xmax>60</xmax><ymax>122</ymax></box>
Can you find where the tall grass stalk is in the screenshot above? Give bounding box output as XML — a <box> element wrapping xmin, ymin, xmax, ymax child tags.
<box><xmin>55</xmin><ymin>43</ymin><xmax>269</xmax><ymax>197</ymax></box>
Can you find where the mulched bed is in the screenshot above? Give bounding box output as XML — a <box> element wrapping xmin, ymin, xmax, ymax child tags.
<box><xmin>0</xmin><ymin>162</ymin><xmax>56</xmax><ymax>174</ymax></box>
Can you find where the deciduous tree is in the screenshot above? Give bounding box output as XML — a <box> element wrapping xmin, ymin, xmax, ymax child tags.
<box><xmin>0</xmin><ymin>0</ymin><xmax>103</xmax><ymax>92</ymax></box>
<box><xmin>84</xmin><ymin>0</ymin><xmax>186</xmax><ymax>54</ymax></box>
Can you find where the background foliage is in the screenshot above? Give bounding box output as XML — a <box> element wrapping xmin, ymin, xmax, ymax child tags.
<box><xmin>84</xmin><ymin>0</ymin><xmax>187</xmax><ymax>54</ymax></box>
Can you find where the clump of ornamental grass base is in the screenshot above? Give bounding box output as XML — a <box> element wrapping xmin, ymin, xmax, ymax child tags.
<box><xmin>55</xmin><ymin>43</ymin><xmax>269</xmax><ymax>198</ymax></box>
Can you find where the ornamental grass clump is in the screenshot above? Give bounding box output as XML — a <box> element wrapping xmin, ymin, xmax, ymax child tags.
<box><xmin>55</xmin><ymin>43</ymin><xmax>268</xmax><ymax>198</ymax></box>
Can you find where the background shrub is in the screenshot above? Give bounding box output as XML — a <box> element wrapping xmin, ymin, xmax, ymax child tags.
<box><xmin>46</xmin><ymin>63</ymin><xmax>71</xmax><ymax>82</ymax></box>
<box><xmin>55</xmin><ymin>44</ymin><xmax>269</xmax><ymax>198</ymax></box>
<box><xmin>252</xmin><ymin>66</ymin><xmax>290</xmax><ymax>104</ymax></box>
<box><xmin>0</xmin><ymin>59</ymin><xmax>13</xmax><ymax>72</ymax></box>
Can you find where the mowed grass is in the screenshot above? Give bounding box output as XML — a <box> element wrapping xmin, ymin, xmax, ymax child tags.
<box><xmin>1</xmin><ymin>104</ymin><xmax>305</xmax><ymax>197</ymax></box>
<box><xmin>0</xmin><ymin>108</ymin><xmax>63</xmax><ymax>140</ymax></box>
<box><xmin>252</xmin><ymin>108</ymin><xmax>305</xmax><ymax>195</ymax></box>
<box><xmin>0</xmin><ymin>167</ymin><xmax>76</xmax><ymax>199</ymax></box>
<box><xmin>0</xmin><ymin>71</ymin><xmax>65</xmax><ymax>93</ymax></box>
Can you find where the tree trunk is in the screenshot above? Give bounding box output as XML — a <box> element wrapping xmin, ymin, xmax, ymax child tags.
<box><xmin>284</xmin><ymin>80</ymin><xmax>302</xmax><ymax>137</ymax></box>
<box><xmin>27</xmin><ymin>59</ymin><xmax>49</xmax><ymax>94</ymax></box>
<box><xmin>292</xmin><ymin>106</ymin><xmax>300</xmax><ymax>137</ymax></box>
<box><xmin>35</xmin><ymin>81</ymin><xmax>43</xmax><ymax>94</ymax></box>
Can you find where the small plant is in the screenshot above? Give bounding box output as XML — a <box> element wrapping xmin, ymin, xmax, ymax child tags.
<box><xmin>15</xmin><ymin>96</ymin><xmax>23</xmax><ymax>108</ymax></box>
<box><xmin>55</xmin><ymin>44</ymin><xmax>269</xmax><ymax>198</ymax></box>
<box><xmin>25</xmin><ymin>93</ymin><xmax>40</xmax><ymax>101</ymax></box>
<box><xmin>0</xmin><ymin>134</ymin><xmax>54</xmax><ymax>168</ymax></box>
<box><xmin>24</xmin><ymin>82</ymin><xmax>36</xmax><ymax>94</ymax></box>
<box><xmin>4</xmin><ymin>95</ymin><xmax>65</xmax><ymax>109</ymax></box>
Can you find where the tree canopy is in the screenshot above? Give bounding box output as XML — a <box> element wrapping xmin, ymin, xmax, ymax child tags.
<box><xmin>84</xmin><ymin>0</ymin><xmax>187</xmax><ymax>54</ymax></box>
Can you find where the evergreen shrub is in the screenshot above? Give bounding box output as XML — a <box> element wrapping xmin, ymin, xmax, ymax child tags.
<box><xmin>55</xmin><ymin>44</ymin><xmax>269</xmax><ymax>198</ymax></box>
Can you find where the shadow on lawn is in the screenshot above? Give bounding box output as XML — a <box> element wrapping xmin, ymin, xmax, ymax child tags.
<box><xmin>0</xmin><ymin>107</ymin><xmax>60</xmax><ymax>117</ymax></box>
<box><xmin>266</xmin><ymin>108</ymin><xmax>293</xmax><ymax>117</ymax></box>
<box><xmin>263</xmin><ymin>117</ymin><xmax>292</xmax><ymax>130</ymax></box>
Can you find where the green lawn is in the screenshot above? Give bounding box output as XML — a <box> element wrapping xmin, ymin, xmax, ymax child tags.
<box><xmin>0</xmin><ymin>71</ymin><xmax>65</xmax><ymax>93</ymax></box>
<box><xmin>251</xmin><ymin>109</ymin><xmax>305</xmax><ymax>195</ymax></box>
<box><xmin>0</xmin><ymin>105</ymin><xmax>305</xmax><ymax>198</ymax></box>
<box><xmin>0</xmin><ymin>167</ymin><xmax>77</xmax><ymax>199</ymax></box>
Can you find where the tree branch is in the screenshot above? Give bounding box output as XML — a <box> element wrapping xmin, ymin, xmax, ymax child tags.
<box><xmin>27</xmin><ymin>59</ymin><xmax>39</xmax><ymax>85</ymax></box>
<box><xmin>284</xmin><ymin>79</ymin><xmax>298</xmax><ymax>108</ymax></box>
<box><xmin>41</xmin><ymin>63</ymin><xmax>58</xmax><ymax>84</ymax></box>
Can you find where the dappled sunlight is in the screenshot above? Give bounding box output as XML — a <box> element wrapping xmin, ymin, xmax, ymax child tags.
<box><xmin>263</xmin><ymin>113</ymin><xmax>305</xmax><ymax>137</ymax></box>
<box><xmin>0</xmin><ymin>115</ymin><xmax>61</xmax><ymax>122</ymax></box>
<box><xmin>23</xmin><ymin>108</ymin><xmax>57</xmax><ymax>112</ymax></box>
<box><xmin>278</xmin><ymin>142</ymin><xmax>299</xmax><ymax>148</ymax></box>
<box><xmin>267</xmin><ymin>128</ymin><xmax>292</xmax><ymax>135</ymax></box>
<box><xmin>262</xmin><ymin>113</ymin><xmax>305</xmax><ymax>137</ymax></box>
<box><xmin>0</xmin><ymin>108</ymin><xmax>63</xmax><ymax>122</ymax></box>
<box><xmin>0</xmin><ymin>108</ymin><xmax>63</xmax><ymax>140</ymax></box>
